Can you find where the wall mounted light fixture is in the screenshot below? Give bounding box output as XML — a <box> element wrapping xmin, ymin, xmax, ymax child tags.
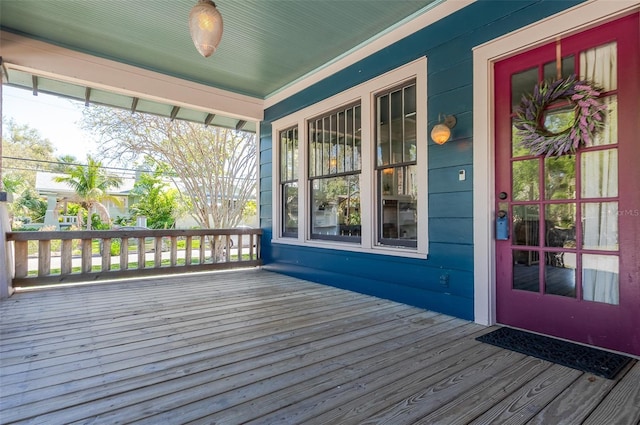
<box><xmin>431</xmin><ymin>114</ymin><xmax>457</xmax><ymax>145</ymax></box>
<box><xmin>189</xmin><ymin>0</ymin><xmax>223</xmax><ymax>58</ymax></box>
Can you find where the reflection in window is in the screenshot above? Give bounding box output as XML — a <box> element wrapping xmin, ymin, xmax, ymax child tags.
<box><xmin>311</xmin><ymin>176</ymin><xmax>360</xmax><ymax>241</ymax></box>
<box><xmin>542</xmin><ymin>107</ymin><xmax>575</xmax><ymax>135</ymax></box>
<box><xmin>376</xmin><ymin>81</ymin><xmax>418</xmax><ymax>248</ymax></box>
<box><xmin>513</xmin><ymin>250</ymin><xmax>539</xmax><ymax>292</ymax></box>
<box><xmin>543</xmin><ymin>55</ymin><xmax>575</xmax><ymax>81</ymax></box>
<box><xmin>545</xmin><ymin>156</ymin><xmax>575</xmax><ymax>200</ymax></box>
<box><xmin>309</xmin><ymin>103</ymin><xmax>361</xmax><ymax>242</ymax></box>
<box><xmin>512</xmin><ymin>159</ymin><xmax>539</xmax><ymax>201</ymax></box>
<box><xmin>545</xmin><ymin>252</ymin><xmax>576</xmax><ymax>298</ymax></box>
<box><xmin>545</xmin><ymin>204</ymin><xmax>576</xmax><ymax>248</ymax></box>
<box><xmin>511</xmin><ymin>67</ymin><xmax>538</xmax><ymax>112</ymax></box>
<box><xmin>513</xmin><ymin>205</ymin><xmax>539</xmax><ymax>246</ymax></box>
<box><xmin>280</xmin><ymin>126</ymin><xmax>298</xmax><ymax>237</ymax></box>
<box><xmin>379</xmin><ymin>166</ymin><xmax>417</xmax><ymax>247</ymax></box>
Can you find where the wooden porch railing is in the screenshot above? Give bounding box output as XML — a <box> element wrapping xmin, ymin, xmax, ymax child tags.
<box><xmin>5</xmin><ymin>228</ymin><xmax>262</xmax><ymax>287</ymax></box>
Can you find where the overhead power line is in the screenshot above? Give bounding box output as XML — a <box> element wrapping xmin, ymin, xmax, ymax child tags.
<box><xmin>2</xmin><ymin>156</ymin><xmax>138</xmax><ymax>173</ymax></box>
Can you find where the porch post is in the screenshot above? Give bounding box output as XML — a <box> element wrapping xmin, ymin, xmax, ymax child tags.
<box><xmin>0</xmin><ymin>194</ymin><xmax>15</xmax><ymax>299</ymax></box>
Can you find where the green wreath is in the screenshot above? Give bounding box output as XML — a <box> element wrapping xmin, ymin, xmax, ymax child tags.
<box><xmin>514</xmin><ymin>75</ymin><xmax>607</xmax><ymax>157</ymax></box>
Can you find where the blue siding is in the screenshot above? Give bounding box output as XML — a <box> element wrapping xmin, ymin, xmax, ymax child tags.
<box><xmin>260</xmin><ymin>0</ymin><xmax>585</xmax><ymax>319</ymax></box>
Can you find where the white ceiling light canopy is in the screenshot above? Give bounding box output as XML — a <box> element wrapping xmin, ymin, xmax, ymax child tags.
<box><xmin>189</xmin><ymin>0</ymin><xmax>223</xmax><ymax>58</ymax></box>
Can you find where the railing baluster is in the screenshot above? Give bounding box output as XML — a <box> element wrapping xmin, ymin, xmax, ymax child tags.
<box><xmin>137</xmin><ymin>237</ymin><xmax>145</xmax><ymax>269</ymax></box>
<box><xmin>120</xmin><ymin>237</ymin><xmax>129</xmax><ymax>270</ymax></box>
<box><xmin>38</xmin><ymin>240</ymin><xmax>51</xmax><ymax>277</ymax></box>
<box><xmin>154</xmin><ymin>237</ymin><xmax>162</xmax><ymax>268</ymax></box>
<box><xmin>61</xmin><ymin>239</ymin><xmax>73</xmax><ymax>275</ymax></box>
<box><xmin>185</xmin><ymin>236</ymin><xmax>192</xmax><ymax>266</ymax></box>
<box><xmin>81</xmin><ymin>239</ymin><xmax>92</xmax><ymax>273</ymax></box>
<box><xmin>199</xmin><ymin>236</ymin><xmax>206</xmax><ymax>264</ymax></box>
<box><xmin>170</xmin><ymin>236</ymin><xmax>177</xmax><ymax>266</ymax></box>
<box><xmin>14</xmin><ymin>240</ymin><xmax>28</xmax><ymax>278</ymax></box>
<box><xmin>102</xmin><ymin>238</ymin><xmax>111</xmax><ymax>272</ymax></box>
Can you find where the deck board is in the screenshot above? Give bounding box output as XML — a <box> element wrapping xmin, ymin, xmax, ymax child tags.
<box><xmin>0</xmin><ymin>269</ymin><xmax>637</xmax><ymax>425</ymax></box>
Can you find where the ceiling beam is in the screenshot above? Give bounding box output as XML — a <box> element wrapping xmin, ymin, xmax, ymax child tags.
<box><xmin>1</xmin><ymin>31</ymin><xmax>263</xmax><ymax>121</ymax></box>
<box><xmin>0</xmin><ymin>57</ymin><xmax>8</xmax><ymax>84</ymax></box>
<box><xmin>170</xmin><ymin>106</ymin><xmax>180</xmax><ymax>121</ymax></box>
<box><xmin>131</xmin><ymin>97</ymin><xmax>139</xmax><ymax>113</ymax></box>
<box><xmin>84</xmin><ymin>87</ymin><xmax>91</xmax><ymax>106</ymax></box>
<box><xmin>204</xmin><ymin>113</ymin><xmax>215</xmax><ymax>127</ymax></box>
<box><xmin>235</xmin><ymin>120</ymin><xmax>247</xmax><ymax>131</ymax></box>
<box><xmin>32</xmin><ymin>75</ymin><xmax>38</xmax><ymax>96</ymax></box>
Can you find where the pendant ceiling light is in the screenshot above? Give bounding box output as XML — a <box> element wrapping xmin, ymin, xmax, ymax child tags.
<box><xmin>189</xmin><ymin>0</ymin><xmax>223</xmax><ymax>58</ymax></box>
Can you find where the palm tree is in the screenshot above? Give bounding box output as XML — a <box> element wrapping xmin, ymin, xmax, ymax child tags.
<box><xmin>54</xmin><ymin>156</ymin><xmax>123</xmax><ymax>229</ymax></box>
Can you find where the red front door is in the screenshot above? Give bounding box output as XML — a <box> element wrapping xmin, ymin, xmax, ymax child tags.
<box><xmin>494</xmin><ymin>14</ymin><xmax>640</xmax><ymax>356</ymax></box>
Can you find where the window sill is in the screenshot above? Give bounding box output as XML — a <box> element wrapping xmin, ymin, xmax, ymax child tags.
<box><xmin>271</xmin><ymin>237</ymin><xmax>428</xmax><ymax>260</ymax></box>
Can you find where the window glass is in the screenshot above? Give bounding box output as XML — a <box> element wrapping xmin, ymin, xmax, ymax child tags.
<box><xmin>279</xmin><ymin>126</ymin><xmax>298</xmax><ymax>237</ymax></box>
<box><xmin>311</xmin><ymin>176</ymin><xmax>360</xmax><ymax>240</ymax></box>
<box><xmin>375</xmin><ymin>81</ymin><xmax>417</xmax><ymax>248</ymax></box>
<box><xmin>309</xmin><ymin>103</ymin><xmax>361</xmax><ymax>242</ymax></box>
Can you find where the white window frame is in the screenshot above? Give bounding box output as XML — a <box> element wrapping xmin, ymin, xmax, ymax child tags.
<box><xmin>272</xmin><ymin>57</ymin><xmax>428</xmax><ymax>258</ymax></box>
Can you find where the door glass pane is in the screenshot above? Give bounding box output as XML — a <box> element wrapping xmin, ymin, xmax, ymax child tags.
<box><xmin>581</xmin><ymin>149</ymin><xmax>618</xmax><ymax>198</ymax></box>
<box><xmin>513</xmin><ymin>250</ymin><xmax>539</xmax><ymax>292</ymax></box>
<box><xmin>545</xmin><ymin>252</ymin><xmax>576</xmax><ymax>298</ymax></box>
<box><xmin>592</xmin><ymin>96</ymin><xmax>617</xmax><ymax>146</ymax></box>
<box><xmin>545</xmin><ymin>204</ymin><xmax>576</xmax><ymax>248</ymax></box>
<box><xmin>582</xmin><ymin>254</ymin><xmax>619</xmax><ymax>305</ymax></box>
<box><xmin>545</xmin><ymin>156</ymin><xmax>575</xmax><ymax>200</ymax></box>
<box><xmin>511</xmin><ymin>67</ymin><xmax>538</xmax><ymax>112</ymax></box>
<box><xmin>542</xmin><ymin>107</ymin><xmax>575</xmax><ymax>136</ymax></box>
<box><xmin>543</xmin><ymin>55</ymin><xmax>575</xmax><ymax>81</ymax></box>
<box><xmin>511</xmin><ymin>119</ymin><xmax>529</xmax><ymax>158</ymax></box>
<box><xmin>513</xmin><ymin>205</ymin><xmax>539</xmax><ymax>246</ymax></box>
<box><xmin>582</xmin><ymin>202</ymin><xmax>618</xmax><ymax>250</ymax></box>
<box><xmin>513</xmin><ymin>159</ymin><xmax>539</xmax><ymax>200</ymax></box>
<box><xmin>580</xmin><ymin>42</ymin><xmax>617</xmax><ymax>91</ymax></box>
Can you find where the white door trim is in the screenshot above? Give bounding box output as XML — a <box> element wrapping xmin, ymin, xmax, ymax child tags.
<box><xmin>472</xmin><ymin>0</ymin><xmax>639</xmax><ymax>326</ymax></box>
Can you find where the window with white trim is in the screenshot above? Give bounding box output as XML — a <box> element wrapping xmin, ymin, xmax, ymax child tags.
<box><xmin>272</xmin><ymin>57</ymin><xmax>427</xmax><ymax>258</ymax></box>
<box><xmin>279</xmin><ymin>126</ymin><xmax>298</xmax><ymax>238</ymax></box>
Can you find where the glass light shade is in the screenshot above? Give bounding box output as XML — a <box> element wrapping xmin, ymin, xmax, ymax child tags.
<box><xmin>189</xmin><ymin>0</ymin><xmax>223</xmax><ymax>58</ymax></box>
<box><xmin>431</xmin><ymin>124</ymin><xmax>451</xmax><ymax>145</ymax></box>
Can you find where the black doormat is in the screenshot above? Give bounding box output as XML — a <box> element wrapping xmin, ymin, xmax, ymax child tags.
<box><xmin>476</xmin><ymin>327</ymin><xmax>632</xmax><ymax>379</ymax></box>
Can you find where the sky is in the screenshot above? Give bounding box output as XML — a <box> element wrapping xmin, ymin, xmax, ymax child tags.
<box><xmin>2</xmin><ymin>85</ymin><xmax>97</xmax><ymax>160</ymax></box>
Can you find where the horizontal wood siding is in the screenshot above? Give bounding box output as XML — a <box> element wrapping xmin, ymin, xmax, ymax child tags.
<box><xmin>259</xmin><ymin>1</ymin><xmax>585</xmax><ymax>319</ymax></box>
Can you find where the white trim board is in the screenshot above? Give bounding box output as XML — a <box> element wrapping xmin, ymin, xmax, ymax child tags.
<box><xmin>0</xmin><ymin>31</ymin><xmax>263</xmax><ymax>122</ymax></box>
<box><xmin>472</xmin><ymin>0</ymin><xmax>639</xmax><ymax>326</ymax></box>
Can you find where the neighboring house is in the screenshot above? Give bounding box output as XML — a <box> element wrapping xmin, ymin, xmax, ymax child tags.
<box><xmin>35</xmin><ymin>171</ymin><xmax>135</xmax><ymax>228</ymax></box>
<box><xmin>1</xmin><ymin>1</ymin><xmax>638</xmax><ymax>356</ymax></box>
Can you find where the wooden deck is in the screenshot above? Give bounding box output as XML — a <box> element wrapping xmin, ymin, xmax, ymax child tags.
<box><xmin>1</xmin><ymin>270</ymin><xmax>638</xmax><ymax>425</ymax></box>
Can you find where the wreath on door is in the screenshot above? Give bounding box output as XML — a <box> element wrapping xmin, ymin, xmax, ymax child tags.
<box><xmin>513</xmin><ymin>75</ymin><xmax>607</xmax><ymax>157</ymax></box>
